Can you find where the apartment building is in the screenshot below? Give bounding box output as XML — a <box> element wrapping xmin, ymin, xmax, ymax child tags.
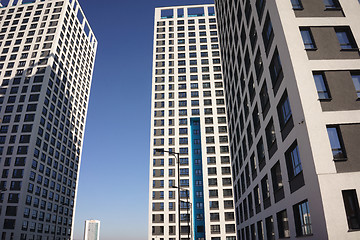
<box><xmin>148</xmin><ymin>5</ymin><xmax>237</xmax><ymax>240</ymax></box>
<box><xmin>84</xmin><ymin>220</ymin><xmax>100</xmax><ymax>240</ymax></box>
<box><xmin>0</xmin><ymin>0</ymin><xmax>97</xmax><ymax>239</ymax></box>
<box><xmin>214</xmin><ymin>0</ymin><xmax>360</xmax><ymax>239</ymax></box>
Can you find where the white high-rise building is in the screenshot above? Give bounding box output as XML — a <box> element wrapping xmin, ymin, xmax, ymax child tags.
<box><xmin>0</xmin><ymin>0</ymin><xmax>97</xmax><ymax>239</ymax></box>
<box><xmin>214</xmin><ymin>0</ymin><xmax>360</xmax><ymax>239</ymax></box>
<box><xmin>148</xmin><ymin>4</ymin><xmax>236</xmax><ymax>240</ymax></box>
<box><xmin>84</xmin><ymin>220</ymin><xmax>100</xmax><ymax>240</ymax></box>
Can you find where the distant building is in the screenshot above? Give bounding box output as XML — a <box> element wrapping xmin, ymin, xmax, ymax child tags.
<box><xmin>84</xmin><ymin>220</ymin><xmax>100</xmax><ymax>240</ymax></box>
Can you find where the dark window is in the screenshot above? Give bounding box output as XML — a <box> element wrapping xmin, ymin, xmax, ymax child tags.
<box><xmin>254</xmin><ymin>49</ymin><xmax>263</xmax><ymax>80</ymax></box>
<box><xmin>257</xmin><ymin>221</ymin><xmax>264</xmax><ymax>240</ymax></box>
<box><xmin>277</xmin><ymin>210</ymin><xmax>290</xmax><ymax>238</ymax></box>
<box><xmin>313</xmin><ymin>72</ymin><xmax>331</xmax><ymax>100</ymax></box>
<box><xmin>335</xmin><ymin>27</ymin><xmax>358</xmax><ymax>50</ymax></box>
<box><xmin>255</xmin><ymin>0</ymin><xmax>266</xmax><ymax>21</ymax></box>
<box><xmin>261</xmin><ymin>175</ymin><xmax>271</xmax><ymax>209</ymax></box>
<box><xmin>277</xmin><ymin>91</ymin><xmax>292</xmax><ymax>128</ymax></box>
<box><xmin>265</xmin><ymin>216</ymin><xmax>275</xmax><ymax>240</ymax></box>
<box><xmin>249</xmin><ymin>21</ymin><xmax>257</xmax><ymax>51</ymax></box>
<box><xmin>293</xmin><ymin>200</ymin><xmax>312</xmax><ymax>236</ymax></box>
<box><xmin>265</xmin><ymin>119</ymin><xmax>276</xmax><ymax>151</ymax></box>
<box><xmin>271</xmin><ymin>162</ymin><xmax>283</xmax><ymax>193</ymax></box>
<box><xmin>326</xmin><ymin>126</ymin><xmax>346</xmax><ymax>160</ymax></box>
<box><xmin>285</xmin><ymin>141</ymin><xmax>302</xmax><ymax>179</ymax></box>
<box><xmin>300</xmin><ymin>28</ymin><xmax>316</xmax><ymax>49</ymax></box>
<box><xmin>269</xmin><ymin>49</ymin><xmax>283</xmax><ymax>91</ymax></box>
<box><xmin>342</xmin><ymin>189</ymin><xmax>360</xmax><ymax>230</ymax></box>
<box><xmin>262</xmin><ymin>14</ymin><xmax>274</xmax><ymax>53</ymax></box>
<box><xmin>260</xmin><ymin>82</ymin><xmax>270</xmax><ymax>116</ymax></box>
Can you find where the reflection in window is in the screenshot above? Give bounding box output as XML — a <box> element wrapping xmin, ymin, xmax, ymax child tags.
<box><xmin>313</xmin><ymin>73</ymin><xmax>330</xmax><ymax>100</ymax></box>
<box><xmin>326</xmin><ymin>126</ymin><xmax>346</xmax><ymax>160</ymax></box>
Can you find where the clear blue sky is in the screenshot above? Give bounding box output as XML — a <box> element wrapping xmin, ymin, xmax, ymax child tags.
<box><xmin>74</xmin><ymin>0</ymin><xmax>214</xmax><ymax>240</ymax></box>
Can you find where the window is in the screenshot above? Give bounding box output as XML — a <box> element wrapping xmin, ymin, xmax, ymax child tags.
<box><xmin>326</xmin><ymin>126</ymin><xmax>346</xmax><ymax>160</ymax></box>
<box><xmin>255</xmin><ymin>0</ymin><xmax>266</xmax><ymax>20</ymax></box>
<box><xmin>261</xmin><ymin>176</ymin><xmax>270</xmax><ymax>201</ymax></box>
<box><xmin>265</xmin><ymin>119</ymin><xmax>276</xmax><ymax>150</ymax></box>
<box><xmin>271</xmin><ymin>162</ymin><xmax>283</xmax><ymax>193</ymax></box>
<box><xmin>265</xmin><ymin>216</ymin><xmax>275</xmax><ymax>240</ymax></box>
<box><xmin>277</xmin><ymin>92</ymin><xmax>292</xmax><ymax>129</ymax></box>
<box><xmin>342</xmin><ymin>190</ymin><xmax>360</xmax><ymax>230</ymax></box>
<box><xmin>291</xmin><ymin>0</ymin><xmax>303</xmax><ymax>9</ymax></box>
<box><xmin>335</xmin><ymin>27</ymin><xmax>357</xmax><ymax>50</ymax></box>
<box><xmin>293</xmin><ymin>200</ymin><xmax>312</xmax><ymax>236</ymax></box>
<box><xmin>351</xmin><ymin>72</ymin><xmax>360</xmax><ymax>98</ymax></box>
<box><xmin>269</xmin><ymin>49</ymin><xmax>283</xmax><ymax>88</ymax></box>
<box><xmin>285</xmin><ymin>141</ymin><xmax>302</xmax><ymax>179</ymax></box>
<box><xmin>323</xmin><ymin>0</ymin><xmax>341</xmax><ymax>9</ymax></box>
<box><xmin>313</xmin><ymin>73</ymin><xmax>330</xmax><ymax>100</ymax></box>
<box><xmin>262</xmin><ymin>14</ymin><xmax>274</xmax><ymax>52</ymax></box>
<box><xmin>300</xmin><ymin>28</ymin><xmax>316</xmax><ymax>49</ymax></box>
<box><xmin>277</xmin><ymin>210</ymin><xmax>290</xmax><ymax>238</ymax></box>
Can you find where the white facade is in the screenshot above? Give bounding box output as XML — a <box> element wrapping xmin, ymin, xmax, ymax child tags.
<box><xmin>215</xmin><ymin>0</ymin><xmax>360</xmax><ymax>239</ymax></box>
<box><xmin>84</xmin><ymin>220</ymin><xmax>100</xmax><ymax>240</ymax></box>
<box><xmin>0</xmin><ymin>0</ymin><xmax>97</xmax><ymax>239</ymax></box>
<box><xmin>148</xmin><ymin>4</ymin><xmax>236</xmax><ymax>240</ymax></box>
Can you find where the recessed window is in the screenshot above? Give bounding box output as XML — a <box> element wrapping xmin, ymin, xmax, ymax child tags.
<box><xmin>285</xmin><ymin>141</ymin><xmax>302</xmax><ymax>179</ymax></box>
<box><xmin>265</xmin><ymin>216</ymin><xmax>275</xmax><ymax>240</ymax></box>
<box><xmin>277</xmin><ymin>92</ymin><xmax>292</xmax><ymax>129</ymax></box>
<box><xmin>262</xmin><ymin>14</ymin><xmax>274</xmax><ymax>53</ymax></box>
<box><xmin>293</xmin><ymin>200</ymin><xmax>312</xmax><ymax>236</ymax></box>
<box><xmin>269</xmin><ymin>49</ymin><xmax>283</xmax><ymax>92</ymax></box>
<box><xmin>277</xmin><ymin>210</ymin><xmax>290</xmax><ymax>238</ymax></box>
<box><xmin>300</xmin><ymin>28</ymin><xmax>316</xmax><ymax>49</ymax></box>
<box><xmin>323</xmin><ymin>0</ymin><xmax>341</xmax><ymax>9</ymax></box>
<box><xmin>326</xmin><ymin>126</ymin><xmax>346</xmax><ymax>160</ymax></box>
<box><xmin>291</xmin><ymin>0</ymin><xmax>303</xmax><ymax>9</ymax></box>
<box><xmin>342</xmin><ymin>189</ymin><xmax>360</xmax><ymax>230</ymax></box>
<box><xmin>335</xmin><ymin>27</ymin><xmax>358</xmax><ymax>50</ymax></box>
<box><xmin>313</xmin><ymin>72</ymin><xmax>331</xmax><ymax>100</ymax></box>
<box><xmin>351</xmin><ymin>72</ymin><xmax>360</xmax><ymax>98</ymax></box>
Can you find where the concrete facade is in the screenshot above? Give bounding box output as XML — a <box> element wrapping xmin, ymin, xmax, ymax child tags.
<box><xmin>0</xmin><ymin>0</ymin><xmax>97</xmax><ymax>239</ymax></box>
<box><xmin>214</xmin><ymin>0</ymin><xmax>360</xmax><ymax>239</ymax></box>
<box><xmin>148</xmin><ymin>5</ymin><xmax>237</xmax><ymax>240</ymax></box>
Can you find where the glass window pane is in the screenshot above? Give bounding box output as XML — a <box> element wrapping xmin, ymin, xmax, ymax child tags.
<box><xmin>326</xmin><ymin>127</ymin><xmax>346</xmax><ymax>159</ymax></box>
<box><xmin>351</xmin><ymin>74</ymin><xmax>360</xmax><ymax>98</ymax></box>
<box><xmin>313</xmin><ymin>74</ymin><xmax>330</xmax><ymax>99</ymax></box>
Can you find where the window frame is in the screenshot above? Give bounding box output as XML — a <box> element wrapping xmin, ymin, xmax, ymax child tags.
<box><xmin>291</xmin><ymin>0</ymin><xmax>304</xmax><ymax>10</ymax></box>
<box><xmin>313</xmin><ymin>72</ymin><xmax>331</xmax><ymax>100</ymax></box>
<box><xmin>351</xmin><ymin>71</ymin><xmax>360</xmax><ymax>99</ymax></box>
<box><xmin>293</xmin><ymin>200</ymin><xmax>312</xmax><ymax>236</ymax></box>
<box><xmin>300</xmin><ymin>27</ymin><xmax>316</xmax><ymax>50</ymax></box>
<box><xmin>285</xmin><ymin>141</ymin><xmax>303</xmax><ymax>180</ymax></box>
<box><xmin>342</xmin><ymin>189</ymin><xmax>360</xmax><ymax>230</ymax></box>
<box><xmin>335</xmin><ymin>27</ymin><xmax>358</xmax><ymax>50</ymax></box>
<box><xmin>326</xmin><ymin>126</ymin><xmax>347</xmax><ymax>161</ymax></box>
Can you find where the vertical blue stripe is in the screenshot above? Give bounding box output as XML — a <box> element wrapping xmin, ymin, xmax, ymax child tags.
<box><xmin>190</xmin><ymin>118</ymin><xmax>205</xmax><ymax>240</ymax></box>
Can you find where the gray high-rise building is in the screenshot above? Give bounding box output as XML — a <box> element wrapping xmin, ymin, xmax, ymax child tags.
<box><xmin>148</xmin><ymin>4</ymin><xmax>237</xmax><ymax>240</ymax></box>
<box><xmin>214</xmin><ymin>0</ymin><xmax>360</xmax><ymax>239</ymax></box>
<box><xmin>0</xmin><ymin>0</ymin><xmax>97</xmax><ymax>239</ymax></box>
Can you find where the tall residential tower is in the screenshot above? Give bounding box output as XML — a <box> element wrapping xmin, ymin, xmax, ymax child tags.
<box><xmin>84</xmin><ymin>220</ymin><xmax>100</xmax><ymax>240</ymax></box>
<box><xmin>0</xmin><ymin>0</ymin><xmax>97</xmax><ymax>239</ymax></box>
<box><xmin>215</xmin><ymin>0</ymin><xmax>360</xmax><ymax>239</ymax></box>
<box><xmin>148</xmin><ymin>4</ymin><xmax>236</xmax><ymax>240</ymax></box>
